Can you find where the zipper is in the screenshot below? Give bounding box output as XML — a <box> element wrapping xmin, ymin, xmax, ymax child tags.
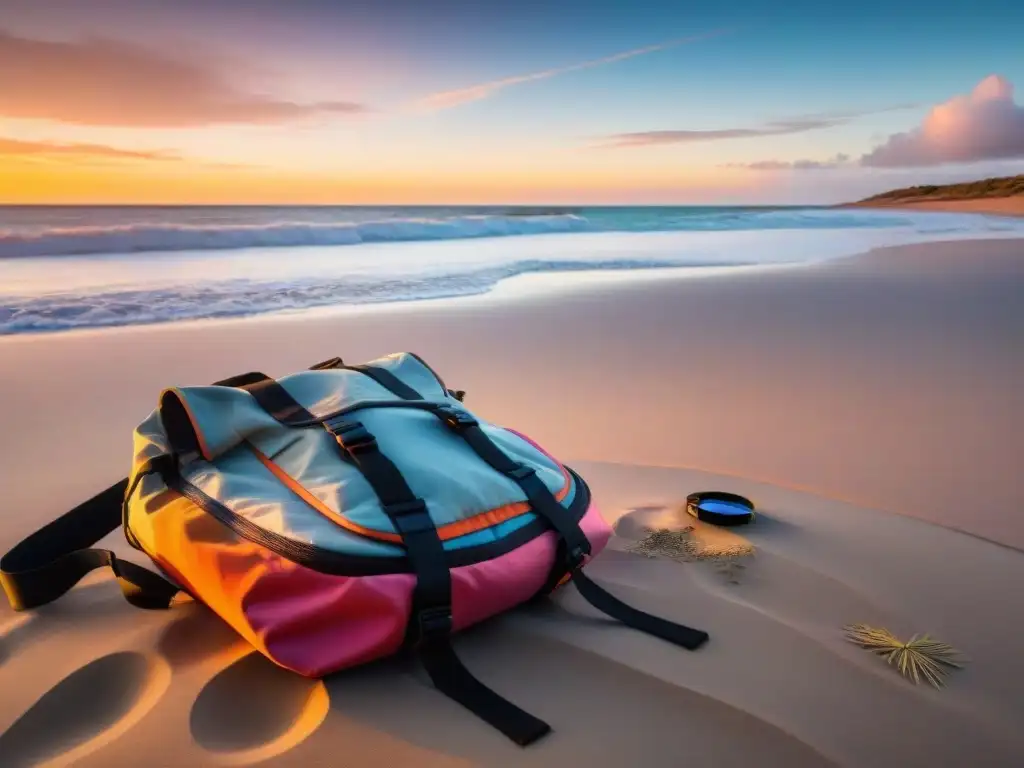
<box><xmin>158</xmin><ymin>462</ymin><xmax>591</xmax><ymax>578</ymax></box>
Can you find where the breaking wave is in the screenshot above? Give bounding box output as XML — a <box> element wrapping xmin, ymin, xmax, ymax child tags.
<box><xmin>0</xmin><ymin>214</ymin><xmax>590</xmax><ymax>259</ymax></box>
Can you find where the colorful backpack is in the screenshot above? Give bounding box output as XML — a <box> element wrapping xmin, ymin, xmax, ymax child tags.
<box><xmin>1</xmin><ymin>352</ymin><xmax>709</xmax><ymax>746</ymax></box>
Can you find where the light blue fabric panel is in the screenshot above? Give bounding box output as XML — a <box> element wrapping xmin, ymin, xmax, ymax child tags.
<box><xmin>133</xmin><ymin>352</ymin><xmax>576</xmax><ymax>559</ymax></box>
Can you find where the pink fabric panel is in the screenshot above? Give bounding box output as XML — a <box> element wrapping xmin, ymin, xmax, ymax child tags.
<box><xmin>241</xmin><ymin>431</ymin><xmax>612</xmax><ymax>678</ymax></box>
<box><xmin>243</xmin><ymin>566</ymin><xmax>416</xmax><ymax>677</ymax></box>
<box><xmin>246</xmin><ymin>502</ymin><xmax>610</xmax><ymax>678</ymax></box>
<box><xmin>451</xmin><ymin>499</ymin><xmax>611</xmax><ymax>629</ymax></box>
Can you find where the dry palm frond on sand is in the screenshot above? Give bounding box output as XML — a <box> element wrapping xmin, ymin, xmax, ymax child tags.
<box><xmin>843</xmin><ymin>624</ymin><xmax>965</xmax><ymax>688</ymax></box>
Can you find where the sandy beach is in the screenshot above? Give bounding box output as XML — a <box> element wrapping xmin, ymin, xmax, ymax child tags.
<box><xmin>849</xmin><ymin>197</ymin><xmax>1024</xmax><ymax>218</ymax></box>
<box><xmin>2</xmin><ymin>238</ymin><xmax>1023</xmax><ymax>767</ymax></box>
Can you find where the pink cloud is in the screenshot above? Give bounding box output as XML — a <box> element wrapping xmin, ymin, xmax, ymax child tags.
<box><xmin>0</xmin><ymin>136</ymin><xmax>176</xmax><ymax>160</ymax></box>
<box><xmin>0</xmin><ymin>30</ymin><xmax>364</xmax><ymax>127</ymax></box>
<box><xmin>861</xmin><ymin>75</ymin><xmax>1024</xmax><ymax>167</ymax></box>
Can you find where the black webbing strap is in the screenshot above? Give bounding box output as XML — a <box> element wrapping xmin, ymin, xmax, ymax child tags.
<box><xmin>235</xmin><ymin>358</ymin><xmax>426</xmax><ymax>423</ymax></box>
<box><xmin>434</xmin><ymin>406</ymin><xmax>592</xmax><ymax>566</ymax></box>
<box><xmin>0</xmin><ymin>458</ymin><xmax>180</xmax><ymax>611</ymax></box>
<box><xmin>323</xmin><ymin>414</ymin><xmax>550</xmax><ymax>746</ymax></box>
<box><xmin>430</xmin><ymin>404</ymin><xmax>711</xmax><ymax>651</ymax></box>
<box><xmin>572</xmin><ymin>570</ymin><xmax>709</xmax><ymax>649</ymax></box>
<box><xmin>0</xmin><ymin>366</ymin><xmax>309</xmax><ymax>614</ymax></box>
<box><xmin>228</xmin><ymin>362</ymin><xmax>420</xmax><ymax>429</ymax></box>
<box><xmin>309</xmin><ymin>356</ymin><xmax>344</xmax><ymax>370</ymax></box>
<box><xmin>244</xmin><ymin>359</ymin><xmax>427</xmax><ymax>425</ymax></box>
<box><xmin>342</xmin><ymin>364</ymin><xmax>424</xmax><ymax>400</ymax></box>
<box><xmin>242</xmin><ymin>377</ymin><xmax>318</xmax><ymax>426</ymax></box>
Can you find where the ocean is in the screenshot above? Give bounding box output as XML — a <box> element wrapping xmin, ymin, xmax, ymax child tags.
<box><xmin>1</xmin><ymin>205</ymin><xmax>1022</xmax><ymax>335</ymax></box>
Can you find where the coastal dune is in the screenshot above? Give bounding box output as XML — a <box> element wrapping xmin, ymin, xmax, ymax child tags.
<box><xmin>845</xmin><ymin>174</ymin><xmax>1024</xmax><ymax>218</ymax></box>
<box><xmin>1</xmin><ymin>238</ymin><xmax>1023</xmax><ymax>766</ymax></box>
<box><xmin>851</xmin><ymin>197</ymin><xmax>1024</xmax><ymax>218</ymax></box>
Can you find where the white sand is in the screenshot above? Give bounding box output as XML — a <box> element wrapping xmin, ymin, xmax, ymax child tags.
<box><xmin>1</xmin><ymin>238</ymin><xmax>1022</xmax><ymax>767</ymax></box>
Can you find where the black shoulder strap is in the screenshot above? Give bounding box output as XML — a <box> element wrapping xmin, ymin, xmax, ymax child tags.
<box><xmin>0</xmin><ymin>459</ymin><xmax>180</xmax><ymax>611</ymax></box>
<box><xmin>0</xmin><ymin>363</ymin><xmax>327</xmax><ymax>614</ymax></box>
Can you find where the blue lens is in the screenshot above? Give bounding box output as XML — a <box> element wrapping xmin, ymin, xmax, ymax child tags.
<box><xmin>698</xmin><ymin>499</ymin><xmax>751</xmax><ymax>517</ymax></box>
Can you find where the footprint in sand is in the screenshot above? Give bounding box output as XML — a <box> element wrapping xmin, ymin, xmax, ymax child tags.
<box><xmin>190</xmin><ymin>651</ymin><xmax>330</xmax><ymax>765</ymax></box>
<box><xmin>0</xmin><ymin>651</ymin><xmax>171</xmax><ymax>768</ymax></box>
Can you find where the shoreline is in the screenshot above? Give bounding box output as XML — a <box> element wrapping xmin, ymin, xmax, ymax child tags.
<box><xmin>3</xmin><ymin>227</ymin><xmax>1023</xmax><ymax>341</ymax></box>
<box><xmin>0</xmin><ymin>262</ymin><xmax>798</xmax><ymax>343</ymax></box>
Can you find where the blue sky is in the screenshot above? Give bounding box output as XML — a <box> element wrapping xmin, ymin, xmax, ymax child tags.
<box><xmin>1</xmin><ymin>0</ymin><xmax>1023</xmax><ymax>203</ymax></box>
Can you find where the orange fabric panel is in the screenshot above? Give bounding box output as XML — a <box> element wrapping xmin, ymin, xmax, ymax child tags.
<box><xmin>246</xmin><ymin>443</ymin><xmax>571</xmax><ymax>543</ymax></box>
<box><xmin>136</xmin><ymin>488</ymin><xmax>412</xmax><ymax>676</ymax></box>
<box><xmin>136</xmin><ymin>488</ymin><xmax>274</xmax><ymax>654</ymax></box>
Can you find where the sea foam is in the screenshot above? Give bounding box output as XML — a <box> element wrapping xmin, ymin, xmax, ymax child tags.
<box><xmin>0</xmin><ymin>214</ymin><xmax>590</xmax><ymax>259</ymax></box>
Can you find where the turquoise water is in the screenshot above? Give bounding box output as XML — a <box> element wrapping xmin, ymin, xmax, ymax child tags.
<box><xmin>1</xmin><ymin>205</ymin><xmax>1021</xmax><ymax>334</ymax></box>
<box><xmin>0</xmin><ymin>205</ymin><xmax>959</xmax><ymax>258</ymax></box>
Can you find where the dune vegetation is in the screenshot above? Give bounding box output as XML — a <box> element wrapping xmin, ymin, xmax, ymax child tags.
<box><xmin>855</xmin><ymin>174</ymin><xmax>1024</xmax><ymax>204</ymax></box>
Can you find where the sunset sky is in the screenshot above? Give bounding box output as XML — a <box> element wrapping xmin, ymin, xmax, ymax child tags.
<box><xmin>2</xmin><ymin>0</ymin><xmax>1024</xmax><ymax>205</ymax></box>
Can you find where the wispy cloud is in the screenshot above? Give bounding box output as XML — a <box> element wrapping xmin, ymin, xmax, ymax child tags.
<box><xmin>0</xmin><ymin>136</ymin><xmax>266</xmax><ymax>171</ymax></box>
<box><xmin>599</xmin><ymin>104</ymin><xmax>917</xmax><ymax>149</ymax></box>
<box><xmin>602</xmin><ymin>118</ymin><xmax>839</xmax><ymax>148</ymax></box>
<box><xmin>0</xmin><ymin>137</ymin><xmax>178</xmax><ymax>161</ymax></box>
<box><xmin>415</xmin><ymin>29</ymin><xmax>730</xmax><ymax>112</ymax></box>
<box><xmin>724</xmin><ymin>153</ymin><xmax>851</xmax><ymax>170</ymax></box>
<box><xmin>0</xmin><ymin>30</ymin><xmax>365</xmax><ymax>127</ymax></box>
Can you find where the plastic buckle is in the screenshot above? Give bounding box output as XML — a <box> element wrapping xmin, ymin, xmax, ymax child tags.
<box><xmin>326</xmin><ymin>419</ymin><xmax>377</xmax><ymax>454</ymax></box>
<box><xmin>436</xmin><ymin>405</ymin><xmax>477</xmax><ymax>431</ymax></box>
<box><xmin>385</xmin><ymin>499</ymin><xmax>427</xmax><ymax>517</ymax></box>
<box><xmin>322</xmin><ymin>414</ymin><xmax>353</xmax><ymax>432</ymax></box>
<box><xmin>385</xmin><ymin>500</ymin><xmax>433</xmax><ymax>535</ymax></box>
<box><xmin>417</xmin><ymin>606</ymin><xmax>453</xmax><ymax>641</ymax></box>
<box><xmin>566</xmin><ymin>545</ymin><xmax>587</xmax><ymax>572</ymax></box>
<box><xmin>506</xmin><ymin>463</ymin><xmax>536</xmax><ymax>481</ymax></box>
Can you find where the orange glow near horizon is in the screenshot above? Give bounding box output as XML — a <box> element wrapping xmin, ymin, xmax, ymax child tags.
<box><xmin>3</xmin><ymin>6</ymin><xmax>1024</xmax><ymax>207</ymax></box>
<box><xmin>0</xmin><ymin>23</ymin><xmax>769</xmax><ymax>206</ymax></box>
<box><xmin>0</xmin><ymin>154</ymin><xmax>762</xmax><ymax>206</ymax></box>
